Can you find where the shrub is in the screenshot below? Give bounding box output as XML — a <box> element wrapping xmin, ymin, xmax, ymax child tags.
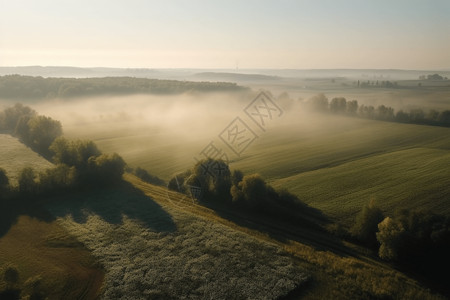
<box><xmin>18</xmin><ymin>167</ymin><xmax>37</xmax><ymax>195</ymax></box>
<box><xmin>231</xmin><ymin>173</ymin><xmax>268</xmax><ymax>208</ymax></box>
<box><xmin>38</xmin><ymin>164</ymin><xmax>77</xmax><ymax>193</ymax></box>
<box><xmin>351</xmin><ymin>200</ymin><xmax>384</xmax><ymax>247</ymax></box>
<box><xmin>184</xmin><ymin>158</ymin><xmax>231</xmax><ymax>201</ymax></box>
<box><xmin>376</xmin><ymin>217</ymin><xmax>405</xmax><ymax>260</ymax></box>
<box><xmin>27</xmin><ymin>115</ymin><xmax>62</xmax><ymax>155</ymax></box>
<box><xmin>307</xmin><ymin>94</ymin><xmax>329</xmax><ymax>112</ymax></box>
<box><xmin>231</xmin><ymin>170</ymin><xmax>243</xmax><ymax>187</ymax></box>
<box><xmin>1</xmin><ymin>104</ymin><xmax>36</xmax><ymax>132</ymax></box>
<box><xmin>50</xmin><ymin>137</ymin><xmax>101</xmax><ymax>169</ymax></box>
<box><xmin>87</xmin><ymin>153</ymin><xmax>126</xmax><ymax>184</ymax></box>
<box><xmin>134</xmin><ymin>167</ymin><xmax>165</xmax><ymax>186</ymax></box>
<box><xmin>2</xmin><ymin>264</ymin><xmax>19</xmax><ymax>287</ymax></box>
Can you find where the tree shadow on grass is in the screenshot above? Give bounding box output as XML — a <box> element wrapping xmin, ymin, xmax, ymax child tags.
<box><xmin>0</xmin><ymin>181</ymin><xmax>176</xmax><ymax>239</ymax></box>
<box><xmin>46</xmin><ymin>181</ymin><xmax>177</xmax><ymax>233</ymax></box>
<box><xmin>201</xmin><ymin>200</ymin><xmax>356</xmax><ymax>257</ymax></box>
<box><xmin>0</xmin><ymin>289</ymin><xmax>20</xmax><ymax>300</ymax></box>
<box><xmin>0</xmin><ymin>201</ymin><xmax>55</xmax><ymax>238</ymax></box>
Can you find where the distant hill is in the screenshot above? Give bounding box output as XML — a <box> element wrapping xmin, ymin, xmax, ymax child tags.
<box><xmin>0</xmin><ymin>66</ymin><xmax>162</xmax><ymax>78</ymax></box>
<box><xmin>191</xmin><ymin>72</ymin><xmax>280</xmax><ymax>82</ymax></box>
<box><xmin>0</xmin><ymin>134</ymin><xmax>53</xmax><ymax>185</ymax></box>
<box><xmin>3</xmin><ymin>66</ymin><xmax>449</xmax><ymax>81</ymax></box>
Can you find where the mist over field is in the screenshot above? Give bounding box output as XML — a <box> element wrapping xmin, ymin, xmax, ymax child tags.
<box><xmin>34</xmin><ymin>93</ymin><xmax>245</xmax><ymax>137</ymax></box>
<box><xmin>1</xmin><ymin>0</ymin><xmax>450</xmax><ymax>298</ymax></box>
<box><xmin>1</xmin><ymin>72</ymin><xmax>450</xmax><ymax>299</ymax></box>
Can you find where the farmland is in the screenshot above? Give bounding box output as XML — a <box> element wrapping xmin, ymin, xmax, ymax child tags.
<box><xmin>1</xmin><ymin>72</ymin><xmax>450</xmax><ymax>299</ymax></box>
<box><xmin>34</xmin><ymin>95</ymin><xmax>450</xmax><ymax>226</ymax></box>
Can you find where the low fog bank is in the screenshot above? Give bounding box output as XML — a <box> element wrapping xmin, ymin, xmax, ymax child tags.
<box><xmin>15</xmin><ymin>91</ymin><xmax>302</xmax><ymax>178</ymax></box>
<box><xmin>33</xmin><ymin>93</ymin><xmax>249</xmax><ymax>139</ymax></box>
<box><xmin>3</xmin><ymin>89</ymin><xmax>449</xmax><ymax>180</ymax></box>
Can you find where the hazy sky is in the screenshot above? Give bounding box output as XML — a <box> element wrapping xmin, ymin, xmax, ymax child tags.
<box><xmin>1</xmin><ymin>0</ymin><xmax>449</xmax><ymax>69</ymax></box>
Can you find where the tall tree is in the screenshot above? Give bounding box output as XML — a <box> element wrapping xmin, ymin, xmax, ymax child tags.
<box><xmin>27</xmin><ymin>115</ymin><xmax>63</xmax><ymax>154</ymax></box>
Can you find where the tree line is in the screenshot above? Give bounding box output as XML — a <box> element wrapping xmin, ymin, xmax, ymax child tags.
<box><xmin>419</xmin><ymin>74</ymin><xmax>449</xmax><ymax>81</ymax></box>
<box><xmin>0</xmin><ymin>104</ymin><xmax>126</xmax><ymax>203</ymax></box>
<box><xmin>0</xmin><ymin>75</ymin><xmax>248</xmax><ymax>100</ymax></box>
<box><xmin>304</xmin><ymin>93</ymin><xmax>450</xmax><ymax>127</ymax></box>
<box><xmin>0</xmin><ymin>103</ymin><xmax>62</xmax><ymax>157</ymax></box>
<box><xmin>168</xmin><ymin>158</ymin><xmax>316</xmax><ymax>223</ymax></box>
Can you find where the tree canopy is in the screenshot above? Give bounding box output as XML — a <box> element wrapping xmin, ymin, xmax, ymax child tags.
<box><xmin>0</xmin><ymin>75</ymin><xmax>248</xmax><ymax>100</ymax></box>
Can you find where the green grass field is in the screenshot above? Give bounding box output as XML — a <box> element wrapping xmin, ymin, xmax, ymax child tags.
<box><xmin>1</xmin><ymin>99</ymin><xmax>449</xmax><ymax>298</ymax></box>
<box><xmin>272</xmin><ymin>147</ymin><xmax>450</xmax><ymax>225</ymax></box>
<box><xmin>0</xmin><ymin>134</ymin><xmax>53</xmax><ymax>185</ymax></box>
<box><xmin>56</xmin><ymin>104</ymin><xmax>450</xmax><ymax>225</ymax></box>
<box><xmin>231</xmin><ymin>115</ymin><xmax>450</xmax><ymax>224</ymax></box>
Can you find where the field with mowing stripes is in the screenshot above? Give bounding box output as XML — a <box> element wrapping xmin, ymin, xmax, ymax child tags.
<box><xmin>42</xmin><ymin>97</ymin><xmax>450</xmax><ymax>226</ymax></box>
<box><xmin>272</xmin><ymin>147</ymin><xmax>450</xmax><ymax>225</ymax></box>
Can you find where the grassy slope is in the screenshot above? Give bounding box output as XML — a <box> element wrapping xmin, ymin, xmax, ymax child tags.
<box><xmin>0</xmin><ymin>134</ymin><xmax>53</xmax><ymax>185</ymax></box>
<box><xmin>0</xmin><ymin>118</ymin><xmax>446</xmax><ymax>298</ymax></box>
<box><xmin>0</xmin><ymin>135</ymin><xmax>104</xmax><ymax>299</ymax></box>
<box><xmin>217</xmin><ymin>115</ymin><xmax>450</xmax><ymax>225</ymax></box>
<box><xmin>272</xmin><ymin>147</ymin><xmax>450</xmax><ymax>225</ymax></box>
<box><xmin>0</xmin><ymin>216</ymin><xmax>104</xmax><ymax>299</ymax></box>
<box><xmin>124</xmin><ymin>174</ymin><xmax>444</xmax><ymax>300</ymax></box>
<box><xmin>233</xmin><ymin>115</ymin><xmax>450</xmax><ymax>179</ymax></box>
<box><xmin>45</xmin><ymin>175</ymin><xmax>308</xmax><ymax>299</ymax></box>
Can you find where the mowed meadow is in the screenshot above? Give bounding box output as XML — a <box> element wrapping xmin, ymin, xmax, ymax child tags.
<box><xmin>32</xmin><ymin>93</ymin><xmax>450</xmax><ymax>226</ymax></box>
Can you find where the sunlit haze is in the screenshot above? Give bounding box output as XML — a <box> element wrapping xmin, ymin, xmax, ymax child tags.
<box><xmin>1</xmin><ymin>0</ymin><xmax>449</xmax><ymax>69</ymax></box>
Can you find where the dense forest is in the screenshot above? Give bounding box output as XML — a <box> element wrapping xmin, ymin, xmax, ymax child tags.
<box><xmin>0</xmin><ymin>75</ymin><xmax>248</xmax><ymax>100</ymax></box>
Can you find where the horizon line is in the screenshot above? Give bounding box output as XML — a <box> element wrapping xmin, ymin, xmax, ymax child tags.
<box><xmin>1</xmin><ymin>65</ymin><xmax>450</xmax><ymax>72</ymax></box>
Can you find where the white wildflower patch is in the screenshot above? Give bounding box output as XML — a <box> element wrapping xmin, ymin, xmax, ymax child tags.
<box><xmin>49</xmin><ymin>191</ymin><xmax>308</xmax><ymax>299</ymax></box>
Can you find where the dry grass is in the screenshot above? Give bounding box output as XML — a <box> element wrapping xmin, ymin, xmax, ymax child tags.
<box><xmin>0</xmin><ymin>215</ymin><xmax>104</xmax><ymax>299</ymax></box>
<box><xmin>283</xmin><ymin>241</ymin><xmax>444</xmax><ymax>300</ymax></box>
